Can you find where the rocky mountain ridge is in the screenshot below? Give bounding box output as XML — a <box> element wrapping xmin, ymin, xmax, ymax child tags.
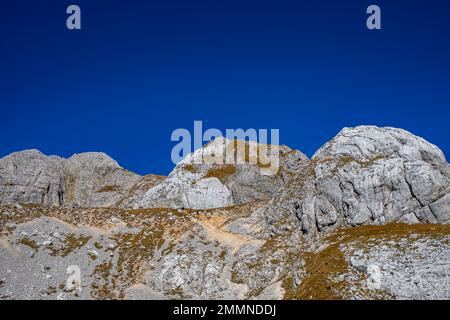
<box><xmin>137</xmin><ymin>137</ymin><xmax>309</xmax><ymax>209</ymax></box>
<box><xmin>0</xmin><ymin>125</ymin><xmax>449</xmax><ymax>300</ymax></box>
<box><xmin>0</xmin><ymin>137</ymin><xmax>309</xmax><ymax>211</ymax></box>
<box><xmin>0</xmin><ymin>150</ymin><xmax>159</xmax><ymax>208</ymax></box>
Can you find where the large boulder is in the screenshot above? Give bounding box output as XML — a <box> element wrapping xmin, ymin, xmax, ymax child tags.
<box><xmin>266</xmin><ymin>126</ymin><xmax>450</xmax><ymax>234</ymax></box>
<box><xmin>137</xmin><ymin>137</ymin><xmax>309</xmax><ymax>209</ymax></box>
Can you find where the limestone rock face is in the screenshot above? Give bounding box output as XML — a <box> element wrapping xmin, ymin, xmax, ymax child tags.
<box><xmin>137</xmin><ymin>137</ymin><xmax>309</xmax><ymax>209</ymax></box>
<box><xmin>0</xmin><ymin>150</ymin><xmax>65</xmax><ymax>206</ymax></box>
<box><xmin>341</xmin><ymin>234</ymin><xmax>450</xmax><ymax>299</ymax></box>
<box><xmin>266</xmin><ymin>126</ymin><xmax>450</xmax><ymax>234</ymax></box>
<box><xmin>62</xmin><ymin>152</ymin><xmax>141</xmax><ymax>207</ymax></box>
<box><xmin>0</xmin><ymin>150</ymin><xmax>141</xmax><ymax>208</ymax></box>
<box><xmin>1</xmin><ymin>125</ymin><xmax>450</xmax><ymax>301</ymax></box>
<box><xmin>115</xmin><ymin>174</ymin><xmax>166</xmax><ymax>208</ymax></box>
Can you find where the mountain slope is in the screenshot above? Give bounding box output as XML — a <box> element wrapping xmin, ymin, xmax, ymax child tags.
<box><xmin>0</xmin><ymin>125</ymin><xmax>449</xmax><ymax>300</ymax></box>
<box><xmin>1</xmin><ymin>203</ymin><xmax>448</xmax><ymax>300</ymax></box>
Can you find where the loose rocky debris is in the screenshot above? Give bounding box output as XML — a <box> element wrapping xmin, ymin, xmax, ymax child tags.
<box><xmin>1</xmin><ymin>204</ymin><xmax>449</xmax><ymax>300</ymax></box>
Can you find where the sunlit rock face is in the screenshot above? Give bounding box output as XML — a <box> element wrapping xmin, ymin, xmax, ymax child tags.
<box><xmin>0</xmin><ymin>150</ymin><xmax>140</xmax><ymax>208</ymax></box>
<box><xmin>0</xmin><ymin>138</ymin><xmax>308</xmax><ymax>210</ymax></box>
<box><xmin>265</xmin><ymin>126</ymin><xmax>450</xmax><ymax>234</ymax></box>
<box><xmin>0</xmin><ymin>150</ymin><xmax>65</xmax><ymax>206</ymax></box>
<box><xmin>137</xmin><ymin>137</ymin><xmax>309</xmax><ymax>210</ymax></box>
<box><xmin>0</xmin><ymin>126</ymin><xmax>449</xmax><ymax>300</ymax></box>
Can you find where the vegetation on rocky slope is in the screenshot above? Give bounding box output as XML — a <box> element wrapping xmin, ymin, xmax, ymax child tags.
<box><xmin>1</xmin><ymin>202</ymin><xmax>449</xmax><ymax>300</ymax></box>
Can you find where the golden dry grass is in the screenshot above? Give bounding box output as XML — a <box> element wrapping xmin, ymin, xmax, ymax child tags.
<box><xmin>203</xmin><ymin>164</ymin><xmax>236</xmax><ymax>182</ymax></box>
<box><xmin>283</xmin><ymin>223</ymin><xmax>450</xmax><ymax>300</ymax></box>
<box><xmin>96</xmin><ymin>185</ymin><xmax>122</xmax><ymax>193</ymax></box>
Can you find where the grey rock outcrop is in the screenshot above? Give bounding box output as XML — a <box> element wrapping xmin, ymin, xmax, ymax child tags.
<box><xmin>0</xmin><ymin>150</ymin><xmax>65</xmax><ymax>206</ymax></box>
<box><xmin>1</xmin><ymin>124</ymin><xmax>450</xmax><ymax>301</ymax></box>
<box><xmin>115</xmin><ymin>174</ymin><xmax>166</xmax><ymax>208</ymax></box>
<box><xmin>137</xmin><ymin>137</ymin><xmax>309</xmax><ymax>209</ymax></box>
<box><xmin>62</xmin><ymin>152</ymin><xmax>141</xmax><ymax>207</ymax></box>
<box><xmin>0</xmin><ymin>150</ymin><xmax>141</xmax><ymax>208</ymax></box>
<box><xmin>0</xmin><ymin>138</ymin><xmax>307</xmax><ymax>210</ymax></box>
<box><xmin>266</xmin><ymin>126</ymin><xmax>450</xmax><ymax>234</ymax></box>
<box><xmin>341</xmin><ymin>235</ymin><xmax>450</xmax><ymax>299</ymax></box>
<box><xmin>1</xmin><ymin>126</ymin><xmax>449</xmax><ymax>221</ymax></box>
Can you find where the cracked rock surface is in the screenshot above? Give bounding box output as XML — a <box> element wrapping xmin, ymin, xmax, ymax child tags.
<box><xmin>0</xmin><ymin>150</ymin><xmax>142</xmax><ymax>208</ymax></box>
<box><xmin>265</xmin><ymin>126</ymin><xmax>450</xmax><ymax>234</ymax></box>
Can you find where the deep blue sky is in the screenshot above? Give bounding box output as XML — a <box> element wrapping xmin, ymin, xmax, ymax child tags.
<box><xmin>2</xmin><ymin>1</ymin><xmax>450</xmax><ymax>175</ymax></box>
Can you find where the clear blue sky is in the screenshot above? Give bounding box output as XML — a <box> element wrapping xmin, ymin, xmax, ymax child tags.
<box><xmin>2</xmin><ymin>0</ymin><xmax>449</xmax><ymax>175</ymax></box>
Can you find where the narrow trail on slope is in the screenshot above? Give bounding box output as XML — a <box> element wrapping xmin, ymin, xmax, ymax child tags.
<box><xmin>194</xmin><ymin>214</ymin><xmax>263</xmax><ymax>254</ymax></box>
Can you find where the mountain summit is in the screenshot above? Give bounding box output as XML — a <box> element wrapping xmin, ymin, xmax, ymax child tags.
<box><xmin>138</xmin><ymin>137</ymin><xmax>308</xmax><ymax>209</ymax></box>
<box><xmin>266</xmin><ymin>126</ymin><xmax>450</xmax><ymax>234</ymax></box>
